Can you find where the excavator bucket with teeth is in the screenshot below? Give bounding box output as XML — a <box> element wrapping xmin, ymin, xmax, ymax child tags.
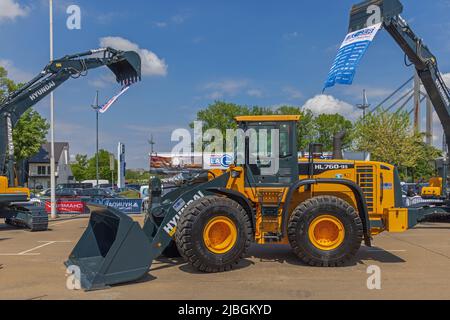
<box><xmin>108</xmin><ymin>51</ymin><xmax>142</xmax><ymax>85</ymax></box>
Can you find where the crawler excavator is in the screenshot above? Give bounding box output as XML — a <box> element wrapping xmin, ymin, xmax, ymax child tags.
<box><xmin>0</xmin><ymin>48</ymin><xmax>141</xmax><ymax>231</ymax></box>
<box><xmin>65</xmin><ymin>0</ymin><xmax>450</xmax><ymax>290</ymax></box>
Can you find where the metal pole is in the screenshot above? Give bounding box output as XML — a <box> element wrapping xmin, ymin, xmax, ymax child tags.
<box><xmin>413</xmin><ymin>71</ymin><xmax>421</xmax><ymax>131</ymax></box>
<box><xmin>426</xmin><ymin>96</ymin><xmax>433</xmax><ymax>145</ymax></box>
<box><xmin>148</xmin><ymin>134</ymin><xmax>154</xmax><ymax>174</ymax></box>
<box><xmin>357</xmin><ymin>89</ymin><xmax>370</xmax><ymax>161</ymax></box>
<box><xmin>49</xmin><ymin>0</ymin><xmax>57</xmax><ymax>219</ymax></box>
<box><xmin>95</xmin><ymin>91</ymin><xmax>99</xmax><ymax>187</ymax></box>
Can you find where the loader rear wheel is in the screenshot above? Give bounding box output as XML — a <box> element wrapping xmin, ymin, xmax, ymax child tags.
<box><xmin>288</xmin><ymin>196</ymin><xmax>363</xmax><ymax>267</ymax></box>
<box><xmin>175</xmin><ymin>196</ymin><xmax>252</xmax><ymax>273</ymax></box>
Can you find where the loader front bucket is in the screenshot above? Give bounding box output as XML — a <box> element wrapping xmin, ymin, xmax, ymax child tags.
<box><xmin>108</xmin><ymin>51</ymin><xmax>142</xmax><ymax>85</ymax></box>
<box><xmin>65</xmin><ymin>206</ymin><xmax>153</xmax><ymax>291</ymax></box>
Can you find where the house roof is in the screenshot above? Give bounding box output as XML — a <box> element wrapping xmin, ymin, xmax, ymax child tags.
<box><xmin>28</xmin><ymin>142</ymin><xmax>69</xmax><ymax>164</ymax></box>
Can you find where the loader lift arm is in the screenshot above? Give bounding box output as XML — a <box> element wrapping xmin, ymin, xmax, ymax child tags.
<box><xmin>0</xmin><ymin>47</ymin><xmax>141</xmax><ymax>185</ymax></box>
<box><xmin>349</xmin><ymin>0</ymin><xmax>450</xmax><ymax>193</ymax></box>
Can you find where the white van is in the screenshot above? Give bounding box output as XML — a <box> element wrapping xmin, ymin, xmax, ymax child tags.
<box><xmin>82</xmin><ymin>180</ymin><xmax>110</xmax><ymax>187</ymax></box>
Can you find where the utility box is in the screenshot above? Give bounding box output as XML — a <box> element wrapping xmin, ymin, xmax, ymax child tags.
<box><xmin>384</xmin><ymin>208</ymin><xmax>408</xmax><ymax>232</ymax></box>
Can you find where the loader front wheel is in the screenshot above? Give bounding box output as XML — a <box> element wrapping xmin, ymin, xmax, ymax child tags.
<box><xmin>288</xmin><ymin>196</ymin><xmax>363</xmax><ymax>267</ymax></box>
<box><xmin>175</xmin><ymin>196</ymin><xmax>252</xmax><ymax>273</ymax></box>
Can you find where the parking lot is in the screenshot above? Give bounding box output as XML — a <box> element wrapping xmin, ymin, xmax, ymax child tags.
<box><xmin>1</xmin><ymin>215</ymin><xmax>450</xmax><ymax>300</ymax></box>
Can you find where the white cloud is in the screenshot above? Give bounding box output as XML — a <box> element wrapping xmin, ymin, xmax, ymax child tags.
<box><xmin>154</xmin><ymin>21</ymin><xmax>168</xmax><ymax>28</ymax></box>
<box><xmin>203</xmin><ymin>80</ymin><xmax>264</xmax><ymax>99</ymax></box>
<box><xmin>171</xmin><ymin>13</ymin><xmax>190</xmax><ymax>24</ymax></box>
<box><xmin>0</xmin><ymin>0</ymin><xmax>28</xmax><ymax>22</ymax></box>
<box><xmin>153</xmin><ymin>11</ymin><xmax>191</xmax><ymax>29</ymax></box>
<box><xmin>283</xmin><ymin>31</ymin><xmax>300</xmax><ymax>41</ymax></box>
<box><xmin>247</xmin><ymin>89</ymin><xmax>263</xmax><ymax>98</ymax></box>
<box><xmin>302</xmin><ymin>94</ymin><xmax>356</xmax><ymax>119</ymax></box>
<box><xmin>283</xmin><ymin>86</ymin><xmax>303</xmax><ymax>100</ymax></box>
<box><xmin>442</xmin><ymin>72</ymin><xmax>450</xmax><ymax>87</ymax></box>
<box><xmin>100</xmin><ymin>37</ymin><xmax>168</xmax><ymax>77</ymax></box>
<box><xmin>88</xmin><ymin>73</ymin><xmax>116</xmax><ymax>88</ymax></box>
<box><xmin>341</xmin><ymin>84</ymin><xmax>393</xmax><ymax>101</ymax></box>
<box><xmin>429</xmin><ymin>73</ymin><xmax>449</xmax><ymax>149</ymax></box>
<box><xmin>203</xmin><ymin>79</ymin><xmax>249</xmax><ymax>99</ymax></box>
<box><xmin>0</xmin><ymin>58</ymin><xmax>32</xmax><ymax>83</ymax></box>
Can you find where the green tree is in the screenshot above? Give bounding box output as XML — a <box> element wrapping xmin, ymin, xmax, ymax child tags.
<box><xmin>352</xmin><ymin>110</ymin><xmax>440</xmax><ymax>180</ymax></box>
<box><xmin>85</xmin><ymin>149</ymin><xmax>117</xmax><ymax>181</ymax></box>
<box><xmin>0</xmin><ymin>66</ymin><xmax>18</xmax><ymax>98</ymax></box>
<box><xmin>70</xmin><ymin>154</ymin><xmax>89</xmax><ymax>181</ymax></box>
<box><xmin>191</xmin><ymin>101</ymin><xmax>249</xmax><ymax>133</ymax></box>
<box><xmin>12</xmin><ymin>109</ymin><xmax>50</xmax><ymax>161</ymax></box>
<box><xmin>412</xmin><ymin>142</ymin><xmax>442</xmax><ymax>181</ymax></box>
<box><xmin>313</xmin><ymin>114</ymin><xmax>353</xmax><ymax>151</ymax></box>
<box><xmin>1</xmin><ymin>65</ymin><xmax>50</xmax><ymax>162</ymax></box>
<box><xmin>125</xmin><ymin>169</ymin><xmax>150</xmax><ymax>184</ymax></box>
<box><xmin>192</xmin><ymin>101</ymin><xmax>318</xmax><ymax>152</ymax></box>
<box><xmin>70</xmin><ymin>151</ymin><xmax>117</xmax><ymax>182</ymax></box>
<box><xmin>276</xmin><ymin>106</ymin><xmax>315</xmax><ymax>150</ymax></box>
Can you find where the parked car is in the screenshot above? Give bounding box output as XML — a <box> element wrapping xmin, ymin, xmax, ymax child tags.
<box><xmin>79</xmin><ymin>188</ymin><xmax>118</xmax><ymax>199</ymax></box>
<box><xmin>57</xmin><ymin>183</ymin><xmax>93</xmax><ymax>189</ymax></box>
<box><xmin>96</xmin><ymin>183</ymin><xmax>114</xmax><ymax>189</ymax></box>
<box><xmin>55</xmin><ymin>188</ymin><xmax>82</xmax><ymax>199</ymax></box>
<box><xmin>28</xmin><ymin>193</ymin><xmax>43</xmax><ymax>206</ymax></box>
<box><xmin>126</xmin><ymin>184</ymin><xmax>142</xmax><ymax>191</ymax></box>
<box><xmin>37</xmin><ymin>188</ymin><xmax>51</xmax><ymax>198</ymax></box>
<box><xmin>81</xmin><ymin>180</ymin><xmax>109</xmax><ymax>187</ymax></box>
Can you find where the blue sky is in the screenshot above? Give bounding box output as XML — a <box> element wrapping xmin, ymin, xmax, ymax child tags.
<box><xmin>1</xmin><ymin>0</ymin><xmax>449</xmax><ymax>168</ymax></box>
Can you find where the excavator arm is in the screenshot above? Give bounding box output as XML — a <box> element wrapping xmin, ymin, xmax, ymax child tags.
<box><xmin>0</xmin><ymin>47</ymin><xmax>141</xmax><ymax>186</ymax></box>
<box><xmin>348</xmin><ymin>0</ymin><xmax>450</xmax><ymax>194</ymax></box>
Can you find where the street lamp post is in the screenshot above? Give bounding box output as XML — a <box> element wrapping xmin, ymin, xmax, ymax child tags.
<box><xmin>356</xmin><ymin>89</ymin><xmax>370</xmax><ymax>161</ymax></box>
<box><xmin>148</xmin><ymin>134</ymin><xmax>155</xmax><ymax>174</ymax></box>
<box><xmin>49</xmin><ymin>0</ymin><xmax>57</xmax><ymax>219</ymax></box>
<box><xmin>91</xmin><ymin>91</ymin><xmax>101</xmax><ymax>187</ymax></box>
<box><xmin>356</xmin><ymin>89</ymin><xmax>370</xmax><ymax>120</ymax></box>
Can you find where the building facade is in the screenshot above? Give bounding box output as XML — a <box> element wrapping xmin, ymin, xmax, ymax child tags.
<box><xmin>28</xmin><ymin>142</ymin><xmax>74</xmax><ymax>189</ymax></box>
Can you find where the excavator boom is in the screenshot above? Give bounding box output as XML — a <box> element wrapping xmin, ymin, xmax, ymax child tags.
<box><xmin>349</xmin><ymin>0</ymin><xmax>450</xmax><ymax>193</ymax></box>
<box><xmin>0</xmin><ymin>47</ymin><xmax>141</xmax><ymax>230</ymax></box>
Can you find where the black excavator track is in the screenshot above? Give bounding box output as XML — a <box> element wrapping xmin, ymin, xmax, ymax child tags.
<box><xmin>5</xmin><ymin>205</ymin><xmax>48</xmax><ymax>231</ymax></box>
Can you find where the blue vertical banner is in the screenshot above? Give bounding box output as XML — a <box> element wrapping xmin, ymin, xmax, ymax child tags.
<box><xmin>324</xmin><ymin>23</ymin><xmax>382</xmax><ymax>90</ymax></box>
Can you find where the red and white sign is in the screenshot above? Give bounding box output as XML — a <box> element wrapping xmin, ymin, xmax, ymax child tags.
<box><xmin>45</xmin><ymin>201</ymin><xmax>85</xmax><ymax>214</ymax></box>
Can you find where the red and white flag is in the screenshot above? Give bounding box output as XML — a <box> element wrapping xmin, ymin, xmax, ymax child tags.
<box><xmin>99</xmin><ymin>85</ymin><xmax>130</xmax><ymax>114</ymax></box>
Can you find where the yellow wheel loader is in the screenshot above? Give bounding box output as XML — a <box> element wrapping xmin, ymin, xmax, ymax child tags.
<box><xmin>66</xmin><ymin>115</ymin><xmax>447</xmax><ymax>290</ymax></box>
<box><xmin>66</xmin><ymin>0</ymin><xmax>450</xmax><ymax>290</ymax></box>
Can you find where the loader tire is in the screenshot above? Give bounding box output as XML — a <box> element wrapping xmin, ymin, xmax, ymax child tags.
<box><xmin>288</xmin><ymin>196</ymin><xmax>363</xmax><ymax>267</ymax></box>
<box><xmin>175</xmin><ymin>196</ymin><xmax>252</xmax><ymax>273</ymax></box>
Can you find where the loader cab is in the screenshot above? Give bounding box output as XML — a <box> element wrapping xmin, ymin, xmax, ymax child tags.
<box><xmin>234</xmin><ymin>115</ymin><xmax>300</xmax><ymax>187</ymax></box>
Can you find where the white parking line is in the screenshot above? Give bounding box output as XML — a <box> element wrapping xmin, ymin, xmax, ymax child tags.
<box><xmin>49</xmin><ymin>219</ymin><xmax>84</xmax><ymax>226</ymax></box>
<box><xmin>367</xmin><ymin>249</ymin><xmax>407</xmax><ymax>253</ymax></box>
<box><xmin>0</xmin><ymin>241</ymin><xmax>71</xmax><ymax>256</ymax></box>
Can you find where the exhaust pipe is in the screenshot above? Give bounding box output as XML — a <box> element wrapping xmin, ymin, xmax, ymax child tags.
<box><xmin>333</xmin><ymin>130</ymin><xmax>347</xmax><ymax>160</ymax></box>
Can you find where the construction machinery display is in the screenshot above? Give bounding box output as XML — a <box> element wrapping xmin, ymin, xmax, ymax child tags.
<box><xmin>349</xmin><ymin>0</ymin><xmax>450</xmax><ymax>201</ymax></box>
<box><xmin>0</xmin><ymin>48</ymin><xmax>141</xmax><ymax>231</ymax></box>
<box><xmin>65</xmin><ymin>0</ymin><xmax>450</xmax><ymax>291</ymax></box>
